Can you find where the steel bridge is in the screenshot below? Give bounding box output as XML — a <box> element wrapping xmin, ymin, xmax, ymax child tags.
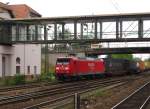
<box><xmin>1</xmin><ymin>12</ymin><xmax>150</xmax><ymax>54</ymax></box>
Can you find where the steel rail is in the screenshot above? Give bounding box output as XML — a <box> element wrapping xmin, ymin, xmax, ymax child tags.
<box><xmin>24</xmin><ymin>74</ymin><xmax>149</xmax><ymax>109</ymax></box>
<box><xmin>0</xmin><ymin>76</ymin><xmax>114</xmax><ymax>93</ymax></box>
<box><xmin>140</xmin><ymin>96</ymin><xmax>150</xmax><ymax>109</ymax></box>
<box><xmin>0</xmin><ymin>81</ymin><xmax>60</xmax><ymax>92</ymax></box>
<box><xmin>0</xmin><ymin>78</ymin><xmax>112</xmax><ymax>100</ymax></box>
<box><xmin>111</xmin><ymin>81</ymin><xmax>150</xmax><ymax>109</ymax></box>
<box><xmin>0</xmin><ymin>78</ymin><xmax>129</xmax><ymax>106</ymax></box>
<box><xmin>24</xmin><ymin>80</ymin><xmax>127</xmax><ymax>109</ymax></box>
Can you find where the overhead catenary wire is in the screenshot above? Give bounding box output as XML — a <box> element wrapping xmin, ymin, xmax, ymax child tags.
<box><xmin>109</xmin><ymin>0</ymin><xmax>122</xmax><ymax>14</ymax></box>
<box><xmin>108</xmin><ymin>0</ymin><xmax>140</xmax><ymax>47</ymax></box>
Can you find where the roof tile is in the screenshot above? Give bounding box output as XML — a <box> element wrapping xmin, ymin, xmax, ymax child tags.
<box><xmin>9</xmin><ymin>4</ymin><xmax>41</xmax><ymax>18</ymax></box>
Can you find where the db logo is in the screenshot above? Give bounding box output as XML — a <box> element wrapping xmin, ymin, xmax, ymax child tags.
<box><xmin>88</xmin><ymin>63</ymin><xmax>95</xmax><ymax>67</ymax></box>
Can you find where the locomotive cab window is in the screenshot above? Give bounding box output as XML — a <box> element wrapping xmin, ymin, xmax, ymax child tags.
<box><xmin>56</xmin><ymin>58</ymin><xmax>70</xmax><ymax>65</ymax></box>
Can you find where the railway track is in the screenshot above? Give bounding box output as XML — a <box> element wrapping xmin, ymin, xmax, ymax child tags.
<box><xmin>0</xmin><ymin>72</ymin><xmax>148</xmax><ymax>95</ymax></box>
<box><xmin>24</xmin><ymin>79</ymin><xmax>127</xmax><ymax>109</ymax></box>
<box><xmin>0</xmin><ymin>76</ymin><xmax>135</xmax><ymax>109</ymax></box>
<box><xmin>0</xmin><ymin>81</ymin><xmax>60</xmax><ymax>93</ymax></box>
<box><xmin>144</xmin><ymin>99</ymin><xmax>150</xmax><ymax>109</ymax></box>
<box><xmin>0</xmin><ymin>83</ymin><xmax>40</xmax><ymax>92</ymax></box>
<box><xmin>0</xmin><ymin>75</ymin><xmax>129</xmax><ymax>97</ymax></box>
<box><xmin>0</xmin><ymin>78</ymin><xmax>124</xmax><ymax>104</ymax></box>
<box><xmin>111</xmin><ymin>81</ymin><xmax>150</xmax><ymax>109</ymax></box>
<box><xmin>0</xmin><ymin>78</ymin><xmax>111</xmax><ymax>96</ymax></box>
<box><xmin>24</xmin><ymin>74</ymin><xmax>150</xmax><ymax>109</ymax></box>
<box><xmin>0</xmin><ymin>73</ymin><xmax>148</xmax><ymax>109</ymax></box>
<box><xmin>0</xmin><ymin>77</ymin><xmax>114</xmax><ymax>94</ymax></box>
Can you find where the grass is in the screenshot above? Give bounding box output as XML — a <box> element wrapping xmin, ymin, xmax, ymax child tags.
<box><xmin>54</xmin><ymin>102</ymin><xmax>74</xmax><ymax>109</ymax></box>
<box><xmin>0</xmin><ymin>74</ymin><xmax>26</xmax><ymax>86</ymax></box>
<box><xmin>52</xmin><ymin>89</ymin><xmax>109</xmax><ymax>109</ymax></box>
<box><xmin>81</xmin><ymin>88</ymin><xmax>109</xmax><ymax>99</ymax></box>
<box><xmin>93</xmin><ymin>90</ymin><xmax>108</xmax><ymax>97</ymax></box>
<box><xmin>0</xmin><ymin>72</ymin><xmax>56</xmax><ymax>86</ymax></box>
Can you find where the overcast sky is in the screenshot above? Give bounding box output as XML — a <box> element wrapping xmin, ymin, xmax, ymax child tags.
<box><xmin>1</xmin><ymin>0</ymin><xmax>150</xmax><ymax>17</ymax></box>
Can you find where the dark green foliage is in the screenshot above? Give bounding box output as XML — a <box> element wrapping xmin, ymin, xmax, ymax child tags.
<box><xmin>3</xmin><ymin>77</ymin><xmax>14</xmax><ymax>86</ymax></box>
<box><xmin>2</xmin><ymin>74</ymin><xmax>25</xmax><ymax>86</ymax></box>
<box><xmin>39</xmin><ymin>72</ymin><xmax>55</xmax><ymax>82</ymax></box>
<box><xmin>13</xmin><ymin>74</ymin><xmax>25</xmax><ymax>85</ymax></box>
<box><xmin>111</xmin><ymin>54</ymin><xmax>134</xmax><ymax>60</ymax></box>
<box><xmin>133</xmin><ymin>57</ymin><xmax>141</xmax><ymax>61</ymax></box>
<box><xmin>145</xmin><ymin>57</ymin><xmax>150</xmax><ymax>61</ymax></box>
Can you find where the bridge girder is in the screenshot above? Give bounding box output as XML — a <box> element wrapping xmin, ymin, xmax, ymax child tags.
<box><xmin>0</xmin><ymin>13</ymin><xmax>150</xmax><ymax>54</ymax></box>
<box><xmin>85</xmin><ymin>47</ymin><xmax>150</xmax><ymax>55</ymax></box>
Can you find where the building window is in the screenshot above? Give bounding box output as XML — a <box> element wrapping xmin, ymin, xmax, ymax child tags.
<box><xmin>16</xmin><ymin>57</ymin><xmax>21</xmax><ymax>64</ymax></box>
<box><xmin>16</xmin><ymin>66</ymin><xmax>20</xmax><ymax>74</ymax></box>
<box><xmin>27</xmin><ymin>66</ymin><xmax>30</xmax><ymax>74</ymax></box>
<box><xmin>2</xmin><ymin>56</ymin><xmax>6</xmax><ymax>77</ymax></box>
<box><xmin>34</xmin><ymin>66</ymin><xmax>37</xmax><ymax>75</ymax></box>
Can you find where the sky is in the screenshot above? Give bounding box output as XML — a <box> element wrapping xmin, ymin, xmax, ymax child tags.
<box><xmin>1</xmin><ymin>0</ymin><xmax>150</xmax><ymax>17</ymax></box>
<box><xmin>1</xmin><ymin>0</ymin><xmax>150</xmax><ymax>60</ymax></box>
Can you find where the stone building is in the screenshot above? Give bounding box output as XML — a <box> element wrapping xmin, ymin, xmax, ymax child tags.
<box><xmin>0</xmin><ymin>2</ymin><xmax>41</xmax><ymax>77</ymax></box>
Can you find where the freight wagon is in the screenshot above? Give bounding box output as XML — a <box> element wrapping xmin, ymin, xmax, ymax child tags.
<box><xmin>104</xmin><ymin>58</ymin><xmax>129</xmax><ymax>76</ymax></box>
<box><xmin>144</xmin><ymin>61</ymin><xmax>150</xmax><ymax>71</ymax></box>
<box><xmin>103</xmin><ymin>58</ymin><xmax>140</xmax><ymax>76</ymax></box>
<box><xmin>138</xmin><ymin>61</ymin><xmax>145</xmax><ymax>72</ymax></box>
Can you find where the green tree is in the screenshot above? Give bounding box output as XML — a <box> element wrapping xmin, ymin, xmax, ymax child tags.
<box><xmin>145</xmin><ymin>57</ymin><xmax>150</xmax><ymax>61</ymax></box>
<box><xmin>133</xmin><ymin>57</ymin><xmax>141</xmax><ymax>61</ymax></box>
<box><xmin>111</xmin><ymin>54</ymin><xmax>134</xmax><ymax>60</ymax></box>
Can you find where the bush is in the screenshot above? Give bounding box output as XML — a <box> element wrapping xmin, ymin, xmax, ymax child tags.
<box><xmin>2</xmin><ymin>74</ymin><xmax>26</xmax><ymax>86</ymax></box>
<box><xmin>3</xmin><ymin>77</ymin><xmax>14</xmax><ymax>86</ymax></box>
<box><xmin>13</xmin><ymin>74</ymin><xmax>25</xmax><ymax>85</ymax></box>
<box><xmin>40</xmin><ymin>72</ymin><xmax>55</xmax><ymax>82</ymax></box>
<box><xmin>40</xmin><ymin>64</ymin><xmax>56</xmax><ymax>82</ymax></box>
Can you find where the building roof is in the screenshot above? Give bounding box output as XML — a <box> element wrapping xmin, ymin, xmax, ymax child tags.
<box><xmin>0</xmin><ymin>17</ymin><xmax>4</xmax><ymax>20</ymax></box>
<box><xmin>0</xmin><ymin>2</ymin><xmax>14</xmax><ymax>18</ymax></box>
<box><xmin>9</xmin><ymin>4</ymin><xmax>41</xmax><ymax>18</ymax></box>
<box><xmin>0</xmin><ymin>2</ymin><xmax>10</xmax><ymax>10</ymax></box>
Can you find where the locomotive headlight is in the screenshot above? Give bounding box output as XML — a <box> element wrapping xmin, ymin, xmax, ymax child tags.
<box><xmin>100</xmin><ymin>59</ymin><xmax>104</xmax><ymax>62</ymax></box>
<box><xmin>65</xmin><ymin>67</ymin><xmax>69</xmax><ymax>70</ymax></box>
<box><xmin>56</xmin><ymin>67</ymin><xmax>59</xmax><ymax>70</ymax></box>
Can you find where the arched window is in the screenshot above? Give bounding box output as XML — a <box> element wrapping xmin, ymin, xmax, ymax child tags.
<box><xmin>16</xmin><ymin>57</ymin><xmax>21</xmax><ymax>64</ymax></box>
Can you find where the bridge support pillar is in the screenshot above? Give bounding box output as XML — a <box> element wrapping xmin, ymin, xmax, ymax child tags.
<box><xmin>35</xmin><ymin>25</ymin><xmax>38</xmax><ymax>41</ymax></box>
<box><xmin>138</xmin><ymin>19</ymin><xmax>143</xmax><ymax>38</ymax></box>
<box><xmin>116</xmin><ymin>20</ymin><xmax>119</xmax><ymax>39</ymax></box>
<box><xmin>94</xmin><ymin>20</ymin><xmax>97</xmax><ymax>39</ymax></box>
<box><xmin>54</xmin><ymin>23</ymin><xmax>57</xmax><ymax>40</ymax></box>
<box><xmin>120</xmin><ymin>21</ymin><xmax>122</xmax><ymax>38</ymax></box>
<box><xmin>44</xmin><ymin>24</ymin><xmax>47</xmax><ymax>40</ymax></box>
<box><xmin>74</xmin><ymin>21</ymin><xmax>77</xmax><ymax>39</ymax></box>
<box><xmin>62</xmin><ymin>23</ymin><xmax>65</xmax><ymax>40</ymax></box>
<box><xmin>16</xmin><ymin>24</ymin><xmax>19</xmax><ymax>41</ymax></box>
<box><xmin>100</xmin><ymin>21</ymin><xmax>102</xmax><ymax>39</ymax></box>
<box><xmin>81</xmin><ymin>23</ymin><xmax>83</xmax><ymax>39</ymax></box>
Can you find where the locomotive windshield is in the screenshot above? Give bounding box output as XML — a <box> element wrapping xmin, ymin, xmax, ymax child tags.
<box><xmin>56</xmin><ymin>58</ymin><xmax>70</xmax><ymax>65</ymax></box>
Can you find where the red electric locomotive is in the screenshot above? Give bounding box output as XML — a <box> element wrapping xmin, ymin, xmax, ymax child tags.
<box><xmin>55</xmin><ymin>57</ymin><xmax>105</xmax><ymax>80</ymax></box>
